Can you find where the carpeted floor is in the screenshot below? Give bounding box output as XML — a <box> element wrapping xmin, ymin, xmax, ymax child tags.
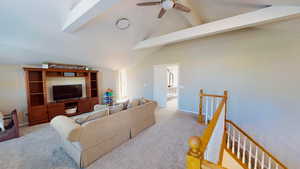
<box><xmin>0</xmin><ymin>103</ymin><xmax>204</xmax><ymax>169</ymax></box>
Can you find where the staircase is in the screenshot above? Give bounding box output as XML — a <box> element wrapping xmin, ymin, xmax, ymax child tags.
<box><xmin>185</xmin><ymin>89</ymin><xmax>288</xmax><ymax>169</ymax></box>
<box><xmin>224</xmin><ymin>120</ymin><xmax>287</xmax><ymax>169</ymax></box>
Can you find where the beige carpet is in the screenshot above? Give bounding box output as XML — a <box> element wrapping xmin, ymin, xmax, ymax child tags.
<box><xmin>0</xmin><ymin>104</ymin><xmax>204</xmax><ymax>169</ymax></box>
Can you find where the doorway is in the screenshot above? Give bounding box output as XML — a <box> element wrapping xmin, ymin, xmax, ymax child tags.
<box><xmin>153</xmin><ymin>64</ymin><xmax>179</xmax><ymax>110</ymax></box>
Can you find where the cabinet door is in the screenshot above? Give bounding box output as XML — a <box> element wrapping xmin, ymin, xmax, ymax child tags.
<box><xmin>47</xmin><ymin>103</ymin><xmax>65</xmax><ymax>120</ymax></box>
<box><xmin>90</xmin><ymin>98</ymin><xmax>99</xmax><ymax>111</ymax></box>
<box><xmin>29</xmin><ymin>105</ymin><xmax>48</xmax><ymax>125</ymax></box>
<box><xmin>78</xmin><ymin>99</ymin><xmax>91</xmax><ymax>113</ymax></box>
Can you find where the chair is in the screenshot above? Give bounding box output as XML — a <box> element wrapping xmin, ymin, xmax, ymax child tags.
<box><xmin>0</xmin><ymin>110</ymin><xmax>20</xmax><ymax>142</ymax></box>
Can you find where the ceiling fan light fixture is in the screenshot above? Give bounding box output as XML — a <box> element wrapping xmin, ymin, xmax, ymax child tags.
<box><xmin>115</xmin><ymin>18</ymin><xmax>130</xmax><ymax>30</ymax></box>
<box><xmin>136</xmin><ymin>0</ymin><xmax>191</xmax><ymax>19</ymax></box>
<box><xmin>162</xmin><ymin>0</ymin><xmax>174</xmax><ymax>9</ymax></box>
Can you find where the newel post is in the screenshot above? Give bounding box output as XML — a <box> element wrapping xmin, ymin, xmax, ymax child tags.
<box><xmin>198</xmin><ymin>89</ymin><xmax>204</xmax><ymax>123</ymax></box>
<box><xmin>186</xmin><ymin>136</ymin><xmax>203</xmax><ymax>169</ymax></box>
<box><xmin>223</xmin><ymin>90</ymin><xmax>228</xmax><ymax>118</ymax></box>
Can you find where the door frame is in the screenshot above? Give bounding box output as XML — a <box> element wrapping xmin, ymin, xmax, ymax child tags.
<box><xmin>153</xmin><ymin>64</ymin><xmax>180</xmax><ymax>108</ymax></box>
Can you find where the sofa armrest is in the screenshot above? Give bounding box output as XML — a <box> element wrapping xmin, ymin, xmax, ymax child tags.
<box><xmin>50</xmin><ymin>116</ymin><xmax>81</xmax><ymax>142</ymax></box>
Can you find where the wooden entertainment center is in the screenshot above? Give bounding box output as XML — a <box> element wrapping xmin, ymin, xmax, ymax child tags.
<box><xmin>24</xmin><ymin>67</ymin><xmax>99</xmax><ymax>126</ymax></box>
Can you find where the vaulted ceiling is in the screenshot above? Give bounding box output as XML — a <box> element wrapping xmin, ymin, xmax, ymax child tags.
<box><xmin>0</xmin><ymin>0</ymin><xmax>300</xmax><ymax>69</ymax></box>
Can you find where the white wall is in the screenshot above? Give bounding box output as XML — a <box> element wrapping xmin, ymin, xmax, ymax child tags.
<box><xmin>0</xmin><ymin>65</ymin><xmax>118</xmax><ymax>122</ymax></box>
<box><xmin>98</xmin><ymin>67</ymin><xmax>118</xmax><ymax>102</ymax></box>
<box><xmin>126</xmin><ymin>19</ymin><xmax>300</xmax><ymax>168</ymax></box>
<box><xmin>0</xmin><ymin>65</ymin><xmax>27</xmax><ymax>114</ymax></box>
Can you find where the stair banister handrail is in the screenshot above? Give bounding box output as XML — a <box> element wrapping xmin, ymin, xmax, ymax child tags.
<box><xmin>200</xmin><ymin>97</ymin><xmax>226</xmax><ymax>153</ymax></box>
<box><xmin>198</xmin><ymin>89</ymin><xmax>228</xmax><ymax>124</ymax></box>
<box><xmin>187</xmin><ymin>89</ymin><xmax>228</xmax><ymax>169</ymax></box>
<box><xmin>226</xmin><ymin>120</ymin><xmax>288</xmax><ymax>169</ymax></box>
<box><xmin>187</xmin><ymin>137</ymin><xmax>227</xmax><ymax>169</ymax></box>
<box><xmin>189</xmin><ymin>89</ymin><xmax>288</xmax><ymax>169</ymax></box>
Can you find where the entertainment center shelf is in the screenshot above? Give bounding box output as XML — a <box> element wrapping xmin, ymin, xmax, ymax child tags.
<box><xmin>24</xmin><ymin>67</ymin><xmax>100</xmax><ymax>125</ymax></box>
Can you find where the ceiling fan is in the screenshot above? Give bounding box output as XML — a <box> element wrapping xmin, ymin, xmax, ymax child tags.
<box><xmin>137</xmin><ymin>0</ymin><xmax>191</xmax><ymax>19</ymax></box>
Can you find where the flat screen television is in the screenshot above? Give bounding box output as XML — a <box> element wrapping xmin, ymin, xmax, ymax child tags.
<box><xmin>53</xmin><ymin>84</ymin><xmax>82</xmax><ymax>101</ymax></box>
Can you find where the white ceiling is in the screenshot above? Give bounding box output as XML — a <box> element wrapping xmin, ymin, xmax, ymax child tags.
<box><xmin>1</xmin><ymin>0</ymin><xmax>300</xmax><ymax>69</ymax></box>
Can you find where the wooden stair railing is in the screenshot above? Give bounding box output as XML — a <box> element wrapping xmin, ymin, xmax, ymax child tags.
<box><xmin>187</xmin><ymin>89</ymin><xmax>228</xmax><ymax>169</ymax></box>
<box><xmin>186</xmin><ymin>89</ymin><xmax>287</xmax><ymax>169</ymax></box>
<box><xmin>225</xmin><ymin>120</ymin><xmax>288</xmax><ymax>169</ymax></box>
<box><xmin>198</xmin><ymin>89</ymin><xmax>228</xmax><ymax>125</ymax></box>
<box><xmin>187</xmin><ymin>136</ymin><xmax>227</xmax><ymax>169</ymax></box>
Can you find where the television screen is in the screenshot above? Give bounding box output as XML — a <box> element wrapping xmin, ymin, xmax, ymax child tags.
<box><xmin>53</xmin><ymin>84</ymin><xmax>82</xmax><ymax>101</ymax></box>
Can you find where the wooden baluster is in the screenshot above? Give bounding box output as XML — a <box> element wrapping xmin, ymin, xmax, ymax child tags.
<box><xmin>254</xmin><ymin>146</ymin><xmax>258</xmax><ymax>169</ymax></box>
<box><xmin>261</xmin><ymin>152</ymin><xmax>265</xmax><ymax>169</ymax></box>
<box><xmin>205</xmin><ymin>97</ymin><xmax>209</xmax><ymax>124</ymax></box>
<box><xmin>232</xmin><ymin>128</ymin><xmax>235</xmax><ymax>154</ymax></box>
<box><xmin>268</xmin><ymin>157</ymin><xmax>271</xmax><ymax>169</ymax></box>
<box><xmin>242</xmin><ymin>135</ymin><xmax>246</xmax><ymax>164</ymax></box>
<box><xmin>216</xmin><ymin>98</ymin><xmax>220</xmax><ymax>113</ymax></box>
<box><xmin>227</xmin><ymin>124</ymin><xmax>230</xmax><ymax>149</ymax></box>
<box><xmin>186</xmin><ymin>136</ymin><xmax>203</xmax><ymax>169</ymax></box>
<box><xmin>198</xmin><ymin>89</ymin><xmax>204</xmax><ymax>123</ymax></box>
<box><xmin>275</xmin><ymin>163</ymin><xmax>279</xmax><ymax>169</ymax></box>
<box><xmin>248</xmin><ymin>143</ymin><xmax>252</xmax><ymax>169</ymax></box>
<box><xmin>224</xmin><ymin>90</ymin><xmax>228</xmax><ymax>117</ymax></box>
<box><xmin>213</xmin><ymin>97</ymin><xmax>217</xmax><ymax>112</ymax></box>
<box><xmin>237</xmin><ymin>131</ymin><xmax>241</xmax><ymax>159</ymax></box>
<box><xmin>210</xmin><ymin>97</ymin><xmax>214</xmax><ymax>120</ymax></box>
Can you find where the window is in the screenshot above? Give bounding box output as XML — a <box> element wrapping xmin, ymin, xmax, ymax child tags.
<box><xmin>118</xmin><ymin>69</ymin><xmax>128</xmax><ymax>100</ymax></box>
<box><xmin>167</xmin><ymin>69</ymin><xmax>174</xmax><ymax>87</ymax></box>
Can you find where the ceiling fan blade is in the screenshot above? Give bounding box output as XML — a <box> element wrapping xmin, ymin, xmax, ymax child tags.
<box><xmin>158</xmin><ymin>8</ymin><xmax>167</xmax><ymax>18</ymax></box>
<box><xmin>137</xmin><ymin>2</ymin><xmax>161</xmax><ymax>6</ymax></box>
<box><xmin>173</xmin><ymin>3</ymin><xmax>191</xmax><ymax>13</ymax></box>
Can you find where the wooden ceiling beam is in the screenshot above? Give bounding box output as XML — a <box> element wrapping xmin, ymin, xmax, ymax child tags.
<box><xmin>63</xmin><ymin>0</ymin><xmax>121</xmax><ymax>32</ymax></box>
<box><xmin>134</xmin><ymin>6</ymin><xmax>300</xmax><ymax>50</ymax></box>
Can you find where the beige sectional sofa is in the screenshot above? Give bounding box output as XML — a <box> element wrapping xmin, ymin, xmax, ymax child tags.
<box><xmin>50</xmin><ymin>100</ymin><xmax>157</xmax><ymax>168</ymax></box>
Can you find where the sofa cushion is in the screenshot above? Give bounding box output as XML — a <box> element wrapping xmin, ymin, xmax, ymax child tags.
<box><xmin>94</xmin><ymin>104</ymin><xmax>107</xmax><ymax>111</ymax></box>
<box><xmin>74</xmin><ymin>109</ymin><xmax>108</xmax><ymax>125</ymax></box>
<box><xmin>114</xmin><ymin>100</ymin><xmax>130</xmax><ymax>110</ymax></box>
<box><xmin>109</xmin><ymin>104</ymin><xmax>123</xmax><ymax>115</ymax></box>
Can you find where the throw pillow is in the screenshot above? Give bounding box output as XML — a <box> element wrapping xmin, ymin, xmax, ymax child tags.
<box><xmin>75</xmin><ymin>109</ymin><xmax>107</xmax><ymax>125</ymax></box>
<box><xmin>109</xmin><ymin>104</ymin><xmax>123</xmax><ymax>115</ymax></box>
<box><xmin>118</xmin><ymin>100</ymin><xmax>129</xmax><ymax>110</ymax></box>
<box><xmin>3</xmin><ymin>112</ymin><xmax>13</xmax><ymax>129</ymax></box>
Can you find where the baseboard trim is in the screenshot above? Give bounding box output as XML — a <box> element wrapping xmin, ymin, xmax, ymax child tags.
<box><xmin>179</xmin><ymin>109</ymin><xmax>198</xmax><ymax>115</ymax></box>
